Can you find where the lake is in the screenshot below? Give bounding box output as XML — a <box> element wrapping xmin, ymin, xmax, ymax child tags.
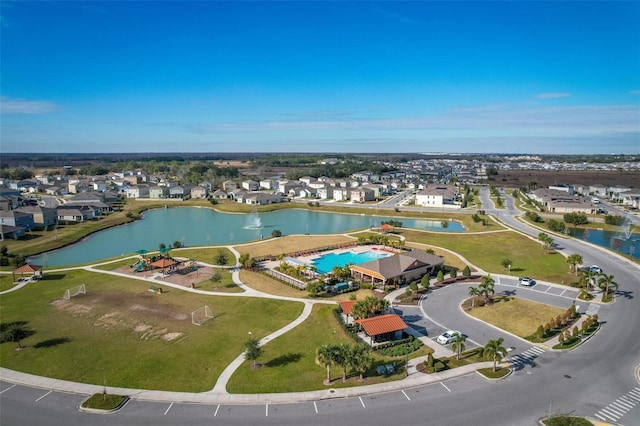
<box><xmin>567</xmin><ymin>227</ymin><xmax>639</xmax><ymax>260</ymax></box>
<box><xmin>31</xmin><ymin>208</ymin><xmax>465</xmax><ymax>267</ymax></box>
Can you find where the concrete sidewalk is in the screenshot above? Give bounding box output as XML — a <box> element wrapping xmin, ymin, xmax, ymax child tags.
<box><xmin>0</xmin><ymin>360</ymin><xmax>495</xmax><ymax>405</ymax></box>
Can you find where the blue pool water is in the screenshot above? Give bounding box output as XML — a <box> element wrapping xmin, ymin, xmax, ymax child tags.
<box><xmin>312</xmin><ymin>251</ymin><xmax>387</xmax><ymax>274</ymax></box>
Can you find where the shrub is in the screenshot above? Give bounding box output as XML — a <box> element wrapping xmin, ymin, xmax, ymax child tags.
<box><xmin>436</xmin><ymin>270</ymin><xmax>444</xmax><ymax>282</ymax></box>
<box><xmin>462</xmin><ymin>265</ymin><xmax>471</xmax><ymax>277</ymax></box>
<box><xmin>573</xmin><ymin>326</ymin><xmax>579</xmax><ymax>337</ymax></box>
<box><xmin>547</xmin><ymin>219</ymin><xmax>566</xmax><ymax>233</ymax></box>
<box><xmin>544</xmin><ymin>323</ymin><xmax>551</xmax><ymax>335</ymax></box>
<box><xmin>449</xmin><ymin>268</ymin><xmax>458</xmax><ymax>279</ymax></box>
<box><xmin>558</xmin><ymin>333</ymin><xmax>565</xmax><ymax>345</ymax></box>
<box><xmin>604</xmin><ymin>214</ymin><xmax>625</xmax><ymax>226</ymax></box>
<box><xmin>536</xmin><ymin>325</ymin><xmax>544</xmax><ymax>339</ymax></box>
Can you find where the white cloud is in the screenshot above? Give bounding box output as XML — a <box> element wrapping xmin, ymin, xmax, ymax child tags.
<box><xmin>183</xmin><ymin>103</ymin><xmax>640</xmax><ymax>138</ymax></box>
<box><xmin>0</xmin><ymin>96</ymin><xmax>58</xmax><ymax>114</ymax></box>
<box><xmin>534</xmin><ymin>93</ymin><xmax>572</xmax><ymax>99</ymax></box>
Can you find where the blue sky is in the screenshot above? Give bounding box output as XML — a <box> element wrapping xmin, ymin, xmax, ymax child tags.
<box><xmin>1</xmin><ymin>1</ymin><xmax>639</xmax><ymax>154</ymax></box>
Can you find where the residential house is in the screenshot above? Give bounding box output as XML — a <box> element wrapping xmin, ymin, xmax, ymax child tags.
<box><xmin>222</xmin><ymin>180</ymin><xmax>238</xmax><ymax>191</ymax></box>
<box><xmin>169</xmin><ymin>185</ymin><xmax>193</xmax><ymax>199</ymax></box>
<box><xmin>350</xmin><ymin>188</ymin><xmax>375</xmax><ymax>203</ymax></box>
<box><xmin>212</xmin><ymin>189</ymin><xmax>228</xmax><ymax>200</ymax></box>
<box><xmin>317</xmin><ymin>186</ymin><xmax>334</xmax><ymax>200</ymax></box>
<box><xmin>149</xmin><ymin>185</ymin><xmax>169</xmax><ymax>199</ymax></box>
<box><xmin>589</xmin><ymin>184</ymin><xmax>608</xmax><ymax>197</ymax></box>
<box><xmin>15</xmin><ymin>205</ymin><xmax>57</xmax><ymax>229</ymax></box>
<box><xmin>242</xmin><ymin>180</ymin><xmax>260</xmax><ymax>191</ymax></box>
<box><xmin>414</xmin><ymin>184</ymin><xmax>460</xmax><ymax>209</ymax></box>
<box><xmin>244</xmin><ymin>192</ymin><xmax>283</xmax><ymax>205</ymax></box>
<box><xmin>190</xmin><ymin>185</ymin><xmax>209</xmax><ymax>199</ymax></box>
<box><xmin>332</xmin><ymin>188</ymin><xmax>350</xmax><ymax>202</ymax></box>
<box><xmin>56</xmin><ymin>205</ymin><xmax>99</xmax><ymax>222</ymax></box>
<box><xmin>125</xmin><ymin>185</ymin><xmax>150</xmax><ymax>199</ymax></box>
<box><xmin>0</xmin><ymin>210</ymin><xmax>35</xmax><ymax>231</ymax></box>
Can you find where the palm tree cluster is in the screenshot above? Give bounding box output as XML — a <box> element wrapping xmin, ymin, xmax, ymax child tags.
<box><xmin>566</xmin><ymin>253</ymin><xmax>583</xmax><ymax>275</ymax></box>
<box><xmin>467</xmin><ymin>275</ymin><xmax>496</xmax><ymax>308</ymax></box>
<box><xmin>316</xmin><ymin>343</ymin><xmax>373</xmax><ymax>384</ymax></box>
<box><xmin>350</xmin><ymin>296</ymin><xmax>390</xmax><ymax>320</ymax></box>
<box><xmin>538</xmin><ymin>232</ymin><xmax>555</xmax><ymax>253</ymax></box>
<box><xmin>577</xmin><ymin>270</ymin><xmax>619</xmax><ymax>300</ymax></box>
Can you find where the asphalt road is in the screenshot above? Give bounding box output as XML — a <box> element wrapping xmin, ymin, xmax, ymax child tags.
<box><xmin>1</xmin><ymin>189</ymin><xmax>639</xmax><ymax>425</ymax></box>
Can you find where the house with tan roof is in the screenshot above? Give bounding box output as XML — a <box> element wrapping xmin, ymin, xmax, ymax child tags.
<box><xmin>350</xmin><ymin>250</ymin><xmax>444</xmax><ymax>289</ymax></box>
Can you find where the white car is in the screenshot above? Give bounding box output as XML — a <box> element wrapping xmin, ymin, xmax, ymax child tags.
<box><xmin>436</xmin><ymin>330</ymin><xmax>461</xmax><ymax>345</ymax></box>
<box><xmin>519</xmin><ymin>277</ymin><xmax>535</xmax><ymax>286</ymax></box>
<box><xmin>590</xmin><ymin>265</ymin><xmax>603</xmax><ymax>273</ymax></box>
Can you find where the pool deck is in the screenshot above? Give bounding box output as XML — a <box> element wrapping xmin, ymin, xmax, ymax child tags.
<box><xmin>261</xmin><ymin>244</ymin><xmax>400</xmax><ymax>272</ymax></box>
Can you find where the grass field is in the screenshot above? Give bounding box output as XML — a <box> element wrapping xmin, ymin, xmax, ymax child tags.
<box><xmin>466</xmin><ymin>296</ymin><xmax>566</xmax><ymax>338</ymax></box>
<box><xmin>227</xmin><ymin>304</ymin><xmax>408</xmax><ymax>393</ymax></box>
<box><xmin>0</xmin><ymin>269</ymin><xmax>303</xmax><ymax>392</ymax></box>
<box><xmin>399</xmin><ymin>229</ymin><xmax>573</xmax><ymax>283</ymax></box>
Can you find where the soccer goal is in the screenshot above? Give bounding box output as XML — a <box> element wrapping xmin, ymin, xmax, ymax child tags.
<box><xmin>64</xmin><ymin>284</ymin><xmax>86</xmax><ymax>300</ymax></box>
<box><xmin>192</xmin><ymin>305</ymin><xmax>213</xmax><ymax>326</ymax></box>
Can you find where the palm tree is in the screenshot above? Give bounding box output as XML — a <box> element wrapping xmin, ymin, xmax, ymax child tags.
<box><xmin>316</xmin><ymin>344</ymin><xmax>339</xmax><ymax>385</ymax></box>
<box><xmin>479</xmin><ymin>274</ymin><xmax>495</xmax><ymax>303</ymax></box>
<box><xmin>451</xmin><ymin>332</ymin><xmax>466</xmax><ymax>361</ymax></box>
<box><xmin>566</xmin><ymin>254</ymin><xmax>583</xmax><ymax>275</ymax></box>
<box><xmin>578</xmin><ymin>269</ymin><xmax>598</xmax><ymax>290</ymax></box>
<box><xmin>335</xmin><ymin>343</ymin><xmax>352</xmax><ymax>382</ymax></box>
<box><xmin>350</xmin><ymin>344</ymin><xmax>373</xmax><ymax>381</ymax></box>
<box><xmin>484</xmin><ymin>338</ymin><xmax>508</xmax><ymax>372</ymax></box>
<box><xmin>467</xmin><ymin>286</ymin><xmax>481</xmax><ymax>308</ymax></box>
<box><xmin>597</xmin><ymin>273</ymin><xmax>619</xmax><ymax>299</ymax></box>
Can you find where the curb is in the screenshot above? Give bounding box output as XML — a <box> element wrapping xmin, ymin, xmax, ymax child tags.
<box><xmin>474</xmin><ymin>367</ymin><xmax>512</xmax><ymax>381</ymax></box>
<box><xmin>78</xmin><ymin>395</ymin><xmax>130</xmax><ymax>414</ymax></box>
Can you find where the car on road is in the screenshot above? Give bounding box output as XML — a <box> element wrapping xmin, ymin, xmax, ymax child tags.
<box><xmin>436</xmin><ymin>330</ymin><xmax>461</xmax><ymax>345</ymax></box>
<box><xmin>590</xmin><ymin>265</ymin><xmax>603</xmax><ymax>273</ymax></box>
<box><xmin>519</xmin><ymin>276</ymin><xmax>535</xmax><ymax>286</ymax></box>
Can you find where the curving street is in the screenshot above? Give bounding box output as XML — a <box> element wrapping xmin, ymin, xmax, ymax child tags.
<box><xmin>1</xmin><ymin>190</ymin><xmax>639</xmax><ymax>425</ymax></box>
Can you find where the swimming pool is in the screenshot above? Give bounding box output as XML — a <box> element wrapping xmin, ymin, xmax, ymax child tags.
<box><xmin>312</xmin><ymin>250</ymin><xmax>387</xmax><ymax>274</ymax></box>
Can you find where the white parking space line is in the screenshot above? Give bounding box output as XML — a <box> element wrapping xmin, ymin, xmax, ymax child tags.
<box><xmin>402</xmin><ymin>390</ymin><xmax>411</xmax><ymax>401</ymax></box>
<box><xmin>265</xmin><ymin>404</ymin><xmax>269</xmax><ymax>416</ymax></box>
<box><xmin>164</xmin><ymin>402</ymin><xmax>173</xmax><ymax>415</ymax></box>
<box><xmin>0</xmin><ymin>384</ymin><xmax>16</xmax><ymax>394</ymax></box>
<box><xmin>35</xmin><ymin>390</ymin><xmax>52</xmax><ymax>402</ymax></box>
<box><xmin>313</xmin><ymin>401</ymin><xmax>318</xmax><ymax>414</ymax></box>
<box><xmin>440</xmin><ymin>382</ymin><xmax>451</xmax><ymax>393</ymax></box>
<box><xmin>214</xmin><ymin>404</ymin><xmax>220</xmax><ymax>417</ymax></box>
<box><xmin>359</xmin><ymin>396</ymin><xmax>366</xmax><ymax>408</ymax></box>
<box><xmin>559</xmin><ymin>289</ymin><xmax>566</xmax><ymax>296</ymax></box>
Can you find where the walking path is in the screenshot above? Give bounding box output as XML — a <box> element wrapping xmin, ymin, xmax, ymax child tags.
<box><xmin>0</xmin><ymin>205</ymin><xmax>620</xmax><ymax>409</ymax></box>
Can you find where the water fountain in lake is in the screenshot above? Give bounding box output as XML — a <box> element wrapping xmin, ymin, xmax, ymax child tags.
<box><xmin>244</xmin><ymin>208</ymin><xmax>263</xmax><ymax>230</ymax></box>
<box><xmin>619</xmin><ymin>217</ymin><xmax>633</xmax><ymax>240</ymax></box>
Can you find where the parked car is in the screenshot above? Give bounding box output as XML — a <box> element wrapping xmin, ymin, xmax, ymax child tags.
<box><xmin>519</xmin><ymin>277</ymin><xmax>535</xmax><ymax>286</ymax></box>
<box><xmin>436</xmin><ymin>330</ymin><xmax>461</xmax><ymax>345</ymax></box>
<box><xmin>590</xmin><ymin>265</ymin><xmax>603</xmax><ymax>273</ymax></box>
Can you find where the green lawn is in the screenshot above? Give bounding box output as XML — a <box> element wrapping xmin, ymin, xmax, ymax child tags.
<box><xmin>0</xmin><ymin>269</ymin><xmax>303</xmax><ymax>392</ymax></box>
<box><xmin>227</xmin><ymin>304</ymin><xmax>408</xmax><ymax>393</ymax></box>
<box><xmin>466</xmin><ymin>296</ymin><xmax>565</xmax><ymax>338</ymax></box>
<box><xmin>399</xmin><ymin>229</ymin><xmax>573</xmax><ymax>283</ymax></box>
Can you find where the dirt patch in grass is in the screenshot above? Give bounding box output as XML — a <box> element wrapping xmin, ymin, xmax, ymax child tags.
<box><xmin>51</xmin><ymin>290</ymin><xmax>189</xmax><ymax>340</ymax></box>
